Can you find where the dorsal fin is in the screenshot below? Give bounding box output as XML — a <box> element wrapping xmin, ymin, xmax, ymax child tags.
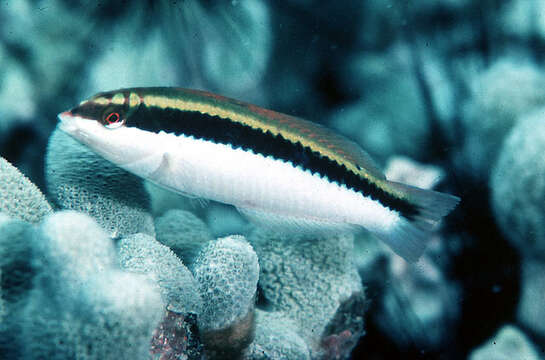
<box><xmin>314</xmin><ymin>126</ymin><xmax>386</xmax><ymax>180</ymax></box>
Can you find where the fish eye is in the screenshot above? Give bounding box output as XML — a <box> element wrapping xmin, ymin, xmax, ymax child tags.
<box><xmin>102</xmin><ymin>109</ymin><xmax>126</xmax><ymax>129</ymax></box>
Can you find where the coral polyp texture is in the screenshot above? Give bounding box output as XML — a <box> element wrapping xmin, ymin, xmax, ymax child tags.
<box><xmin>249</xmin><ymin>230</ymin><xmax>365</xmax><ymax>358</ymax></box>
<box><xmin>7</xmin><ymin>1</ymin><xmax>545</xmax><ymax>358</ymax></box>
<box><xmin>244</xmin><ymin>310</ymin><xmax>310</xmax><ymax>359</ymax></box>
<box><xmin>6</xmin><ymin>123</ymin><xmax>372</xmax><ymax>358</ymax></box>
<box><xmin>0</xmin><ymin>216</ymin><xmax>37</xmax><ymax>359</ymax></box>
<box><xmin>491</xmin><ymin>109</ymin><xmax>545</xmax><ymax>260</ymax></box>
<box><xmin>192</xmin><ymin>235</ymin><xmax>259</xmax><ymax>357</ymax></box>
<box><xmin>118</xmin><ymin>233</ymin><xmax>203</xmax><ymax>315</ymax></box>
<box><xmin>14</xmin><ymin>211</ymin><xmax>164</xmax><ymax>360</ymax></box>
<box><xmin>45</xmin><ymin>127</ymin><xmax>155</xmax><ymax>237</ymax></box>
<box><xmin>0</xmin><ymin>156</ymin><xmax>52</xmax><ymax>223</ymax></box>
<box><xmin>154</xmin><ymin>209</ymin><xmax>213</xmax><ymax>266</ymax></box>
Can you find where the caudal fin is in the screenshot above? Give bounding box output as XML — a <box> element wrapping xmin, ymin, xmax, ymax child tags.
<box><xmin>374</xmin><ymin>181</ymin><xmax>460</xmax><ymax>262</ymax></box>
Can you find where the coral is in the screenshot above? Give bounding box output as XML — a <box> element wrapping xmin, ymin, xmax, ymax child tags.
<box><xmin>372</xmin><ymin>236</ymin><xmax>461</xmax><ymax>349</ymax></box>
<box><xmin>21</xmin><ymin>211</ymin><xmax>164</xmax><ymax>360</ymax></box>
<box><xmin>249</xmin><ymin>230</ymin><xmax>363</xmax><ymax>356</ymax></box>
<box><xmin>6</xmin><ymin>0</ymin><xmax>545</xmax><ymax>358</ymax></box>
<box><xmin>34</xmin><ymin>211</ymin><xmax>117</xmax><ymax>276</ymax></box>
<box><xmin>370</xmin><ymin>155</ymin><xmax>460</xmax><ymax>349</ymax></box>
<box><xmin>243</xmin><ymin>310</ymin><xmax>310</xmax><ymax>360</ymax></box>
<box><xmin>45</xmin><ymin>127</ymin><xmax>155</xmax><ymax>237</ymax></box>
<box><xmin>0</xmin><ymin>216</ymin><xmax>35</xmax><ymax>307</ymax></box>
<box><xmin>320</xmin><ymin>292</ymin><xmax>367</xmax><ymax>360</ymax></box>
<box><xmin>517</xmin><ymin>260</ymin><xmax>545</xmax><ymax>338</ymax></box>
<box><xmin>359</xmin><ymin>155</ymin><xmax>460</xmax><ymax>349</ymax></box>
<box><xmin>118</xmin><ymin>233</ymin><xmax>202</xmax><ymax>315</ymax></box>
<box><xmin>154</xmin><ymin>209</ymin><xmax>212</xmax><ymax>266</ymax></box>
<box><xmin>491</xmin><ymin>110</ymin><xmax>545</xmax><ymax>260</ymax></box>
<box><xmin>192</xmin><ymin>235</ymin><xmax>259</xmax><ymax>356</ymax></box>
<box><xmin>0</xmin><ymin>216</ymin><xmax>36</xmax><ymax>359</ymax></box>
<box><xmin>0</xmin><ymin>156</ymin><xmax>52</xmax><ymax>224</ymax></box>
<box><xmin>461</xmin><ymin>59</ymin><xmax>545</xmax><ymax>179</ymax></box>
<box><xmin>468</xmin><ymin>325</ymin><xmax>541</xmax><ymax>360</ymax></box>
<box><xmin>384</xmin><ymin>156</ymin><xmax>444</xmax><ymax>190</ymax></box>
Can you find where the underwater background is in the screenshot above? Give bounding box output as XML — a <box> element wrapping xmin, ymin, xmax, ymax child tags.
<box><xmin>1</xmin><ymin>0</ymin><xmax>544</xmax><ymax>359</ymax></box>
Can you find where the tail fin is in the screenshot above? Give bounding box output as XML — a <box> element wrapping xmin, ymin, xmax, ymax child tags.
<box><xmin>374</xmin><ymin>181</ymin><xmax>460</xmax><ymax>262</ymax></box>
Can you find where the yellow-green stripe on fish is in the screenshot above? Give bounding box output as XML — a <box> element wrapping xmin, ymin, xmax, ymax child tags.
<box><xmin>58</xmin><ymin>87</ymin><xmax>460</xmax><ymax>262</ymax></box>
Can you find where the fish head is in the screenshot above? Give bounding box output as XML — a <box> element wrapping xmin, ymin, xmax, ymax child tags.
<box><xmin>57</xmin><ymin>89</ymin><xmax>167</xmax><ymax>177</ymax></box>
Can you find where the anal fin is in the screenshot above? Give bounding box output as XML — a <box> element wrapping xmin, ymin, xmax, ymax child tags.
<box><xmin>236</xmin><ymin>206</ymin><xmax>355</xmax><ymax>236</ymax></box>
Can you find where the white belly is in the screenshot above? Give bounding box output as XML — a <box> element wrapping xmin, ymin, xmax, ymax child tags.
<box><xmin>123</xmin><ymin>132</ymin><xmax>399</xmax><ymax>233</ymax></box>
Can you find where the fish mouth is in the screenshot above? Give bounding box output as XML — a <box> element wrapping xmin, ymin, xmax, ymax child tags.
<box><xmin>56</xmin><ymin>109</ymin><xmax>139</xmax><ymax>167</ymax></box>
<box><xmin>57</xmin><ymin>110</ymin><xmax>81</xmax><ymax>132</ymax></box>
<box><xmin>57</xmin><ymin>110</ymin><xmax>94</xmax><ymax>144</ymax></box>
<box><xmin>57</xmin><ymin>110</ymin><xmax>73</xmax><ymax>122</ymax></box>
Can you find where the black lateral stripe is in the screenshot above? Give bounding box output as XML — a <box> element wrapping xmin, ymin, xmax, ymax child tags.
<box><xmin>129</xmin><ymin>106</ymin><xmax>419</xmax><ymax>218</ymax></box>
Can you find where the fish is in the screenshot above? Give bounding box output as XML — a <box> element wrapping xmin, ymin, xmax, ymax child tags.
<box><xmin>58</xmin><ymin>87</ymin><xmax>460</xmax><ymax>262</ymax></box>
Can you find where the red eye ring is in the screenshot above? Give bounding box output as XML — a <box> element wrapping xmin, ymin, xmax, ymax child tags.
<box><xmin>105</xmin><ymin>112</ymin><xmax>120</xmax><ymax>124</ymax></box>
<box><xmin>103</xmin><ymin>111</ymin><xmax>125</xmax><ymax>129</ymax></box>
